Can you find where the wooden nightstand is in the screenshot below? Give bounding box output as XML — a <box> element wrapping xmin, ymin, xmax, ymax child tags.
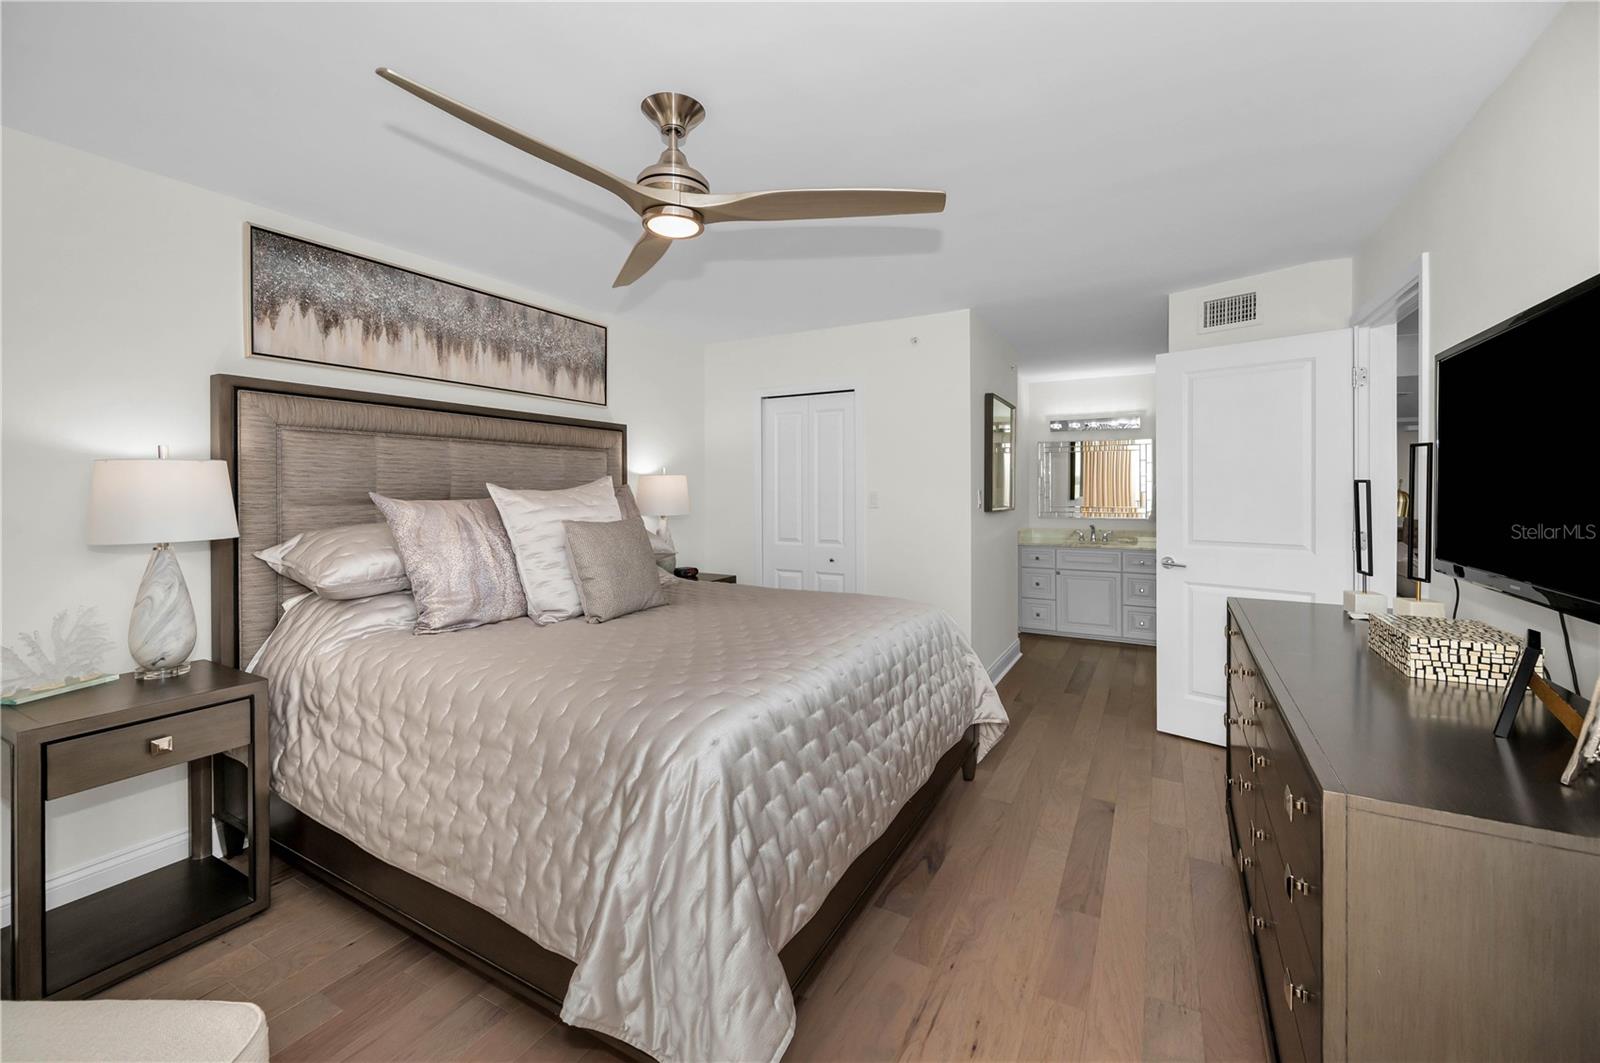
<box><xmin>693</xmin><ymin>572</ymin><xmax>737</xmax><ymax>584</ymax></box>
<box><xmin>2</xmin><ymin>662</ymin><xmax>269</xmax><ymax>1000</ymax></box>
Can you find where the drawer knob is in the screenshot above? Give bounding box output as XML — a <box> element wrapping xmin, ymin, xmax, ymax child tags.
<box><xmin>1284</xmin><ymin>862</ymin><xmax>1317</xmax><ymax>902</ymax></box>
<box><xmin>1251</xmin><ymin>752</ymin><xmax>1271</xmax><ymax>771</ymax></box>
<box><xmin>1235</xmin><ymin>848</ymin><xmax>1254</xmax><ymax>873</ymax></box>
<box><xmin>1251</xmin><ymin>820</ymin><xmax>1271</xmax><ymax>844</ymax></box>
<box><xmin>149</xmin><ymin>735</ymin><xmax>175</xmax><ymax>755</ymax></box>
<box><xmin>1247</xmin><ymin>907</ymin><xmax>1273</xmax><ymax>935</ymax></box>
<box><xmin>1283</xmin><ymin>785</ymin><xmax>1311</xmax><ymax>822</ymax></box>
<box><xmin>1227</xmin><ymin>774</ymin><xmax>1255</xmax><ymax>794</ymax></box>
<box><xmin>1284</xmin><ymin>968</ymin><xmax>1315</xmax><ymax>1011</ymax></box>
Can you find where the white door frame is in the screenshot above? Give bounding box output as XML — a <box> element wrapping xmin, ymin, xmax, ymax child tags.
<box><xmin>1352</xmin><ymin>253</ymin><xmax>1431</xmax><ymax>599</ymax></box>
<box><xmin>753</xmin><ymin>385</ymin><xmax>867</xmax><ymax>590</ymax></box>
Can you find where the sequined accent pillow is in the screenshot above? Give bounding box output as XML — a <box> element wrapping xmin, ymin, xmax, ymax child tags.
<box><xmin>488</xmin><ymin>477</ymin><xmax>622</xmax><ymax>625</ymax></box>
<box><xmin>563</xmin><ymin>518</ymin><xmax>669</xmax><ymax>623</ymax></box>
<box><xmin>369</xmin><ymin>494</ymin><xmax>527</xmax><ymax>633</ymax></box>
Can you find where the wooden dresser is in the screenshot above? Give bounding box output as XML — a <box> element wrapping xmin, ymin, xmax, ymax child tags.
<box><xmin>1224</xmin><ymin>599</ymin><xmax>1600</xmax><ymax>1062</ymax></box>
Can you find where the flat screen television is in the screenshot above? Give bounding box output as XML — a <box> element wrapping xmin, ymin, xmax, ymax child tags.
<box><xmin>1433</xmin><ymin>272</ymin><xmax>1600</xmax><ymax>623</ymax></box>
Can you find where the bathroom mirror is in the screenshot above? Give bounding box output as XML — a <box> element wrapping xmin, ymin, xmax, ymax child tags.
<box><xmin>1037</xmin><ymin>438</ymin><xmax>1153</xmax><ymax>519</ymax></box>
<box><xmin>983</xmin><ymin>393</ymin><xmax>1015</xmax><ymax>512</ymax></box>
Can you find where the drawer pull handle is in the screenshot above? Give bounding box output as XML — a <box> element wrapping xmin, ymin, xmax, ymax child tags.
<box><xmin>1284</xmin><ymin>785</ymin><xmax>1311</xmax><ymax>822</ymax></box>
<box><xmin>1225</xmin><ymin>713</ymin><xmax>1260</xmax><ymax>731</ymax></box>
<box><xmin>1247</xmin><ymin>907</ymin><xmax>1273</xmax><ymax>935</ymax></box>
<box><xmin>1284</xmin><ymin>862</ymin><xmax>1317</xmax><ymax>903</ymax></box>
<box><xmin>149</xmin><ymin>735</ymin><xmax>175</xmax><ymax>755</ymax></box>
<box><xmin>1251</xmin><ymin>752</ymin><xmax>1271</xmax><ymax>771</ymax></box>
<box><xmin>1227</xmin><ymin>774</ymin><xmax>1255</xmax><ymax>794</ymax></box>
<box><xmin>1235</xmin><ymin>848</ymin><xmax>1254</xmax><ymax>873</ymax></box>
<box><xmin>1284</xmin><ymin>968</ymin><xmax>1315</xmax><ymax>1011</ymax></box>
<box><xmin>1251</xmin><ymin>821</ymin><xmax>1271</xmax><ymax>844</ymax></box>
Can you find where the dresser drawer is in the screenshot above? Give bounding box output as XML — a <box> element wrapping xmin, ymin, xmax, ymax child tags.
<box><xmin>1122</xmin><ymin>550</ymin><xmax>1157</xmax><ymax>573</ymax></box>
<box><xmin>1054</xmin><ymin>547</ymin><xmax>1122</xmax><ymax>572</ymax></box>
<box><xmin>1122</xmin><ymin>574</ymin><xmax>1155</xmax><ymax>605</ymax></box>
<box><xmin>1254</xmin><ymin>911</ymin><xmax>1310</xmax><ymax>1063</ymax></box>
<box><xmin>1019</xmin><ymin>546</ymin><xmax>1056</xmax><ymax>569</ymax></box>
<box><xmin>1122</xmin><ymin>607</ymin><xmax>1156</xmax><ymax>641</ymax></box>
<box><xmin>1020</xmin><ymin>599</ymin><xmax>1057</xmax><ymax>629</ymax></box>
<box><xmin>1020</xmin><ymin>569</ymin><xmax>1054</xmax><ymax>600</ymax></box>
<box><xmin>1253</xmin><ymin>790</ymin><xmax>1323</xmax><ymax>974</ymax></box>
<box><xmin>1274</xmin><ymin>884</ymin><xmax>1323</xmax><ymax>1063</ymax></box>
<box><xmin>45</xmin><ymin>700</ymin><xmax>251</xmax><ymax>800</ymax></box>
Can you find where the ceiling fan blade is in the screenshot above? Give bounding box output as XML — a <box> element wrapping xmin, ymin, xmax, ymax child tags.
<box><xmin>613</xmin><ymin>233</ymin><xmax>672</xmax><ymax>287</ymax></box>
<box><xmin>687</xmin><ymin>188</ymin><xmax>946</xmax><ymax>225</ymax></box>
<box><xmin>376</xmin><ymin>68</ymin><xmax>664</xmax><ymax>215</ymax></box>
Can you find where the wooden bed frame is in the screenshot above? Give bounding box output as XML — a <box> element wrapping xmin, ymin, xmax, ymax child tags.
<box><xmin>209</xmin><ymin>373</ymin><xmax>978</xmax><ymax>1059</ymax></box>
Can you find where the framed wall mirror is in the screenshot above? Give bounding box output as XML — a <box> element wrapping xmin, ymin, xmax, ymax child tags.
<box><xmin>983</xmin><ymin>393</ymin><xmax>1015</xmax><ymax>512</ymax></box>
<box><xmin>1038</xmin><ymin>438</ymin><xmax>1153</xmax><ymax>519</ymax></box>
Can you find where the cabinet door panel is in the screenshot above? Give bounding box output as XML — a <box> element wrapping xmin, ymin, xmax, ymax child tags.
<box><xmin>1056</xmin><ymin>571</ymin><xmax>1122</xmax><ymax>637</ymax></box>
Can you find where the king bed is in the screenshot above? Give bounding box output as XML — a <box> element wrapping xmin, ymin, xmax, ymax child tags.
<box><xmin>209</xmin><ymin>375</ymin><xmax>1007</xmax><ymax>1062</ymax></box>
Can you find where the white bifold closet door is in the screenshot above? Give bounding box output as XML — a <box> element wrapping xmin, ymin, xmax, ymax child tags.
<box><xmin>761</xmin><ymin>391</ymin><xmax>857</xmax><ymax>592</ymax></box>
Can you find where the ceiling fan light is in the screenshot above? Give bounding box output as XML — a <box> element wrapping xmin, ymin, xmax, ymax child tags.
<box><xmin>643</xmin><ymin>205</ymin><xmax>703</xmax><ymax>240</ymax></box>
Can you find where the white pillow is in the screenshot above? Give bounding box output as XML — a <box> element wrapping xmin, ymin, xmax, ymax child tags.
<box><xmin>488</xmin><ymin>477</ymin><xmax>622</xmax><ymax>624</ymax></box>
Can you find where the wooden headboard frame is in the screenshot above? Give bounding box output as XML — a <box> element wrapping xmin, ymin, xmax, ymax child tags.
<box><xmin>209</xmin><ymin>374</ymin><xmax>627</xmax><ymax>668</ymax></box>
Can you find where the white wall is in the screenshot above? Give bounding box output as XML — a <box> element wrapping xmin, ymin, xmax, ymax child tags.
<box><xmin>1019</xmin><ymin>369</ymin><xmax>1158</xmax><ymax>535</ymax></box>
<box><xmin>1355</xmin><ymin>0</ymin><xmax>1600</xmax><ymax>693</ymax></box>
<box><xmin>0</xmin><ymin>129</ymin><xmax>707</xmax><ymax>910</ymax></box>
<box><xmin>701</xmin><ymin>310</ymin><xmax>976</xmax><ymax>639</ymax></box>
<box><xmin>1168</xmin><ymin>259</ymin><xmax>1353</xmax><ymax>353</ymax></box>
<box><xmin>969</xmin><ymin>315</ymin><xmax>1024</xmax><ymax>671</ymax></box>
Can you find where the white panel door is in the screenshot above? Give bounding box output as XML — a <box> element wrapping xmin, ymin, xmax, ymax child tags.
<box><xmin>1155</xmin><ymin>329</ymin><xmax>1353</xmax><ymax>745</ymax></box>
<box><xmin>762</xmin><ymin>392</ymin><xmax>857</xmax><ymax>592</ymax></box>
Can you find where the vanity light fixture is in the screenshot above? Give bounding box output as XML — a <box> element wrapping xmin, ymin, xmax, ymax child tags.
<box><xmin>1048</xmin><ymin>412</ymin><xmax>1143</xmax><ymax>432</ymax></box>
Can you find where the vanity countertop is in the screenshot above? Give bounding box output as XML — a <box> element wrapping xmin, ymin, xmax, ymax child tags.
<box><xmin>1019</xmin><ymin>529</ymin><xmax>1157</xmax><ymax>550</ymax></box>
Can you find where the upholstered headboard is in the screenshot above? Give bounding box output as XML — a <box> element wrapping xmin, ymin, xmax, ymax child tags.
<box><xmin>210</xmin><ymin>375</ymin><xmax>626</xmax><ymax>666</ymax></box>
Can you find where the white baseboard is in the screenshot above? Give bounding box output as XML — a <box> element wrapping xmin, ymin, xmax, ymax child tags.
<box><xmin>0</xmin><ymin>827</ymin><xmax>190</xmax><ymax>927</ymax></box>
<box><xmin>988</xmin><ymin>637</ymin><xmax>1023</xmax><ymax>684</ymax></box>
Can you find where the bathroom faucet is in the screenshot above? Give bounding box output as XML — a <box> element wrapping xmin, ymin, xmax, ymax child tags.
<box><xmin>1089</xmin><ymin>524</ymin><xmax>1098</xmax><ymax>543</ymax></box>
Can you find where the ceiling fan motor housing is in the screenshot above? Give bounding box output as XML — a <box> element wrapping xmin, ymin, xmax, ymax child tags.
<box><xmin>635</xmin><ymin>93</ymin><xmax>710</xmax><ymax>195</ymax></box>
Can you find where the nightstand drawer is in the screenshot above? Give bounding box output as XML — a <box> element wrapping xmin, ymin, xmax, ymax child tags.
<box><xmin>45</xmin><ymin>700</ymin><xmax>251</xmax><ymax>800</ymax></box>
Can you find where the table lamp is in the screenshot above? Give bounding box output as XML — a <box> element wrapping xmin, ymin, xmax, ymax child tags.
<box><xmin>87</xmin><ymin>449</ymin><xmax>239</xmax><ymax>679</ymax></box>
<box><xmin>635</xmin><ymin>473</ymin><xmax>689</xmax><ymax>553</ymax></box>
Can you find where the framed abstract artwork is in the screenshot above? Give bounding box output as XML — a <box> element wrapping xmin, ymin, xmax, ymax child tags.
<box><xmin>248</xmin><ymin>226</ymin><xmax>607</xmax><ymax>406</ymax></box>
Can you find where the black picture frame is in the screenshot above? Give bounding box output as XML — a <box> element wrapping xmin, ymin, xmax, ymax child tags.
<box><xmin>983</xmin><ymin>393</ymin><xmax>1016</xmax><ymax>513</ymax></box>
<box><xmin>1354</xmin><ymin>478</ymin><xmax>1374</xmax><ymax>578</ymax></box>
<box><xmin>247</xmin><ymin>225</ymin><xmax>608</xmax><ymax>407</ymax></box>
<box><xmin>1407</xmin><ymin>441</ymin><xmax>1435</xmax><ymax>583</ymax></box>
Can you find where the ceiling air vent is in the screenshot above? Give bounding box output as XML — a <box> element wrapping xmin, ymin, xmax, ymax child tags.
<box><xmin>1200</xmin><ymin>291</ymin><xmax>1258</xmax><ymax>331</ymax></box>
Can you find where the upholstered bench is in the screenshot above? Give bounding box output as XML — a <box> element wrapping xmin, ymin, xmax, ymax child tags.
<box><xmin>0</xmin><ymin>1000</ymin><xmax>268</xmax><ymax>1062</ymax></box>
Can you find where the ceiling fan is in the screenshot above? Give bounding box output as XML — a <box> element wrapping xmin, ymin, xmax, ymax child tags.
<box><xmin>376</xmin><ymin>69</ymin><xmax>946</xmax><ymax>287</ymax></box>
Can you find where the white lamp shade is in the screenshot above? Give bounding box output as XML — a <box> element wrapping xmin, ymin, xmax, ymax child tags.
<box><xmin>88</xmin><ymin>459</ymin><xmax>240</xmax><ymax>545</ymax></box>
<box><xmin>635</xmin><ymin>474</ymin><xmax>690</xmax><ymax>517</ymax></box>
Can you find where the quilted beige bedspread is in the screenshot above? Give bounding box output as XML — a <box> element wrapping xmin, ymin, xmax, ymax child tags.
<box><xmin>252</xmin><ymin>578</ymin><xmax>1008</xmax><ymax>1062</ymax></box>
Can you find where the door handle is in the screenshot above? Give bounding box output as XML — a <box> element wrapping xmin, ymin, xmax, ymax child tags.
<box><xmin>1160</xmin><ymin>556</ymin><xmax>1187</xmax><ymax>569</ymax></box>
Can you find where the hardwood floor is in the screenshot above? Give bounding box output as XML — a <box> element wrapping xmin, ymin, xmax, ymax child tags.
<box><xmin>97</xmin><ymin>634</ymin><xmax>1266</xmax><ymax>1061</ymax></box>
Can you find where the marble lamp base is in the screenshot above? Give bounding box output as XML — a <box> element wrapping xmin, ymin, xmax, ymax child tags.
<box><xmin>129</xmin><ymin>543</ymin><xmax>197</xmax><ymax>680</ymax></box>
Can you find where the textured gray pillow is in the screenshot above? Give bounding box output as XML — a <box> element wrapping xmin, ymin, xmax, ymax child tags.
<box><xmin>255</xmin><ymin>522</ymin><xmax>410</xmax><ymax>600</ymax></box>
<box><xmin>563</xmin><ymin>518</ymin><xmax>669</xmax><ymax>623</ymax></box>
<box><xmin>369</xmin><ymin>493</ymin><xmax>527</xmax><ymax>633</ymax></box>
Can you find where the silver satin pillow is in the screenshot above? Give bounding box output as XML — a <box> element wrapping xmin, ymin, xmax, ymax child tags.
<box><xmin>255</xmin><ymin>522</ymin><xmax>410</xmax><ymax>600</ymax></box>
<box><xmin>563</xmin><ymin>518</ymin><xmax>668</xmax><ymax>623</ymax></box>
<box><xmin>369</xmin><ymin>493</ymin><xmax>527</xmax><ymax>633</ymax></box>
<box><xmin>616</xmin><ymin>483</ymin><xmax>677</xmax><ymax>571</ymax></box>
<box><xmin>488</xmin><ymin>477</ymin><xmax>622</xmax><ymax>625</ymax></box>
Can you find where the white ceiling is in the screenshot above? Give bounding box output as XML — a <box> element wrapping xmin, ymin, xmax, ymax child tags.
<box><xmin>1</xmin><ymin>2</ymin><xmax>1560</xmax><ymax>373</ymax></box>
